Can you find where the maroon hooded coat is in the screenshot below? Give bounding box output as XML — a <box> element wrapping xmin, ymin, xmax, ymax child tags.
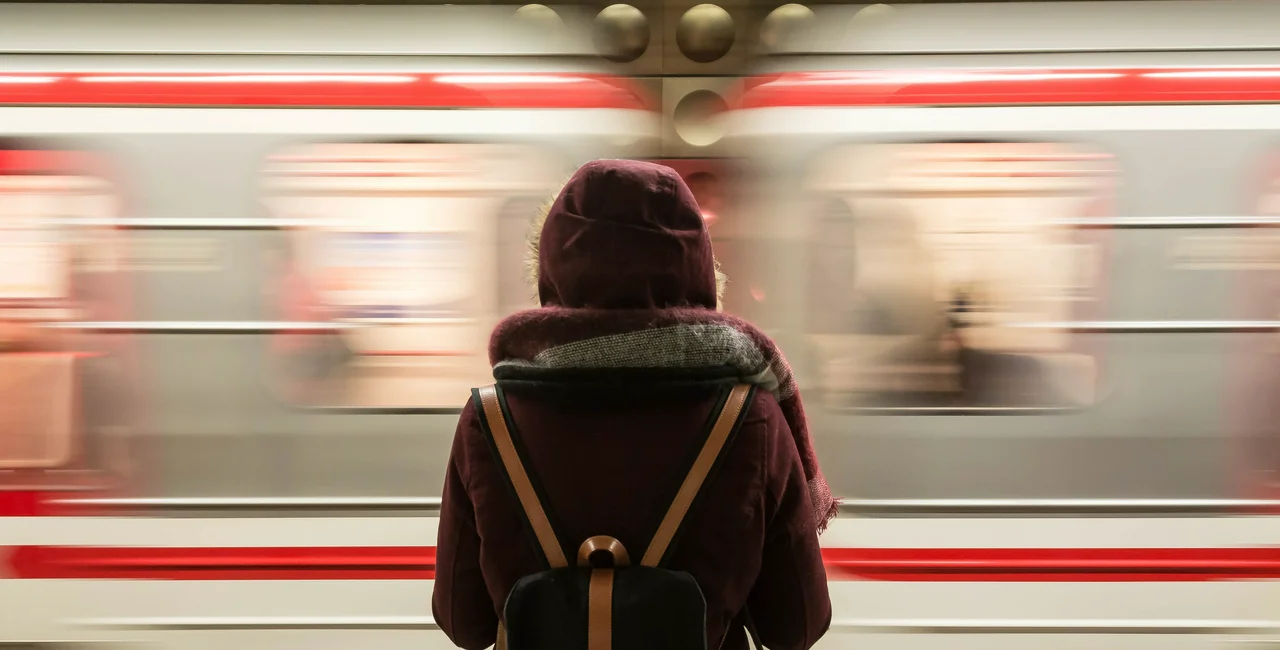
<box><xmin>432</xmin><ymin>160</ymin><xmax>832</xmax><ymax>650</ymax></box>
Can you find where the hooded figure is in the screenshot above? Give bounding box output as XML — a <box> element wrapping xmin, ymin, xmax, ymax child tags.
<box><xmin>433</xmin><ymin>160</ymin><xmax>835</xmax><ymax>650</ymax></box>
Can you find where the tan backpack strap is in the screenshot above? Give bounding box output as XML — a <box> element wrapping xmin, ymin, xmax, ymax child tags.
<box><xmin>640</xmin><ymin>383</ymin><xmax>753</xmax><ymax>567</ymax></box>
<box><xmin>477</xmin><ymin>384</ymin><xmax>569</xmax><ymax>568</ymax></box>
<box><xmin>588</xmin><ymin>568</ymin><xmax>615</xmax><ymax>650</ymax></box>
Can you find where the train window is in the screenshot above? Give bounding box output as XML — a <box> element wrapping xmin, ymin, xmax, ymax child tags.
<box><xmin>262</xmin><ymin>142</ymin><xmax>560</xmax><ymax>409</ymax></box>
<box><xmin>0</xmin><ymin>149</ymin><xmax>132</xmax><ymax>486</ymax></box>
<box><xmin>804</xmin><ymin>142</ymin><xmax>1116</xmax><ymax>410</ymax></box>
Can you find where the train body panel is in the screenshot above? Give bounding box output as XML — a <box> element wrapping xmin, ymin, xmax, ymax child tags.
<box><xmin>4</xmin><ymin>515</ymin><xmax>1280</xmax><ymax>648</ymax></box>
<box><xmin>1</xmin><ymin>2</ymin><xmax>1280</xmax><ymax>650</ymax></box>
<box><xmin>730</xmin><ymin>100</ymin><xmax>1280</xmax><ymax>500</ymax></box>
<box><xmin>0</xmin><ymin>8</ymin><xmax>662</xmax><ymax>648</ymax></box>
<box><xmin>721</xmin><ymin>3</ymin><xmax>1280</xmax><ymax>647</ymax></box>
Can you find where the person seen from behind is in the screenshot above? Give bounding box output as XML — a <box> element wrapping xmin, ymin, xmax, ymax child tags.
<box><xmin>432</xmin><ymin>160</ymin><xmax>836</xmax><ymax>650</ymax></box>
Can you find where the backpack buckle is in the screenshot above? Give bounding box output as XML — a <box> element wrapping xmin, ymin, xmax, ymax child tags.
<box><xmin>578</xmin><ymin>536</ymin><xmax>631</xmax><ymax>568</ymax></box>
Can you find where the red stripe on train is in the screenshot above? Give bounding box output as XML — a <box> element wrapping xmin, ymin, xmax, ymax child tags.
<box><xmin>822</xmin><ymin>547</ymin><xmax>1280</xmax><ymax>581</ymax></box>
<box><xmin>6</xmin><ymin>545</ymin><xmax>1280</xmax><ymax>581</ymax></box>
<box><xmin>5</xmin><ymin>546</ymin><xmax>437</xmax><ymax>580</ymax></box>
<box><xmin>0</xmin><ymin>492</ymin><xmax>40</xmax><ymax>517</ymax></box>
<box><xmin>0</xmin><ymin>73</ymin><xmax>651</xmax><ymax>110</ymax></box>
<box><xmin>740</xmin><ymin>67</ymin><xmax>1280</xmax><ymax>109</ymax></box>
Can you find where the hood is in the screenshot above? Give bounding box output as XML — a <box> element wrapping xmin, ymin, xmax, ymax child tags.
<box><xmin>529</xmin><ymin>159</ymin><xmax>725</xmax><ymax>310</ymax></box>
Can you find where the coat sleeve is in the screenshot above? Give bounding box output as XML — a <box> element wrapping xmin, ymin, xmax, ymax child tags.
<box><xmin>745</xmin><ymin>402</ymin><xmax>833</xmax><ymax>650</ymax></box>
<box><xmin>432</xmin><ymin>401</ymin><xmax>499</xmax><ymax>650</ymax></box>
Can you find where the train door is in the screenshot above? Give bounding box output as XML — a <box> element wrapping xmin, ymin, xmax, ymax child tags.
<box><xmin>0</xmin><ymin>149</ymin><xmax>132</xmax><ymax>493</ymax></box>
<box><xmin>1233</xmin><ymin>152</ymin><xmax>1280</xmax><ymax>503</ymax></box>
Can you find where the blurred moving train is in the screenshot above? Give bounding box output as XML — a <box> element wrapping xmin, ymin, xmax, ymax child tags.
<box><xmin>2</xmin><ymin>2</ymin><xmax>1280</xmax><ymax>650</ymax></box>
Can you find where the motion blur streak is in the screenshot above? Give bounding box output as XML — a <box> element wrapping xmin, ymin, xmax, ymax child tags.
<box><xmin>77</xmin><ymin>75</ymin><xmax>421</xmax><ymax>84</ymax></box>
<box><xmin>0</xmin><ymin>2</ymin><xmax>1279</xmax><ymax>650</ymax></box>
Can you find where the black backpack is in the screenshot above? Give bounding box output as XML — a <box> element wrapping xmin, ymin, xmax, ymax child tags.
<box><xmin>473</xmin><ymin>382</ymin><xmax>756</xmax><ymax>650</ymax></box>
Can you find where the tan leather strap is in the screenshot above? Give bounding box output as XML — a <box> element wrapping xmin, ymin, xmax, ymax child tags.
<box><xmin>477</xmin><ymin>385</ymin><xmax>569</xmax><ymax>568</ymax></box>
<box><xmin>496</xmin><ymin>621</ymin><xmax>508</xmax><ymax>650</ymax></box>
<box><xmin>640</xmin><ymin>383</ymin><xmax>752</xmax><ymax>567</ymax></box>
<box><xmin>587</xmin><ymin>569</ymin><xmax>614</xmax><ymax>650</ymax></box>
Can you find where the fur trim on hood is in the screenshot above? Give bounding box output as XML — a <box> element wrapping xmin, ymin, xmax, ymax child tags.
<box><xmin>524</xmin><ymin>178</ymin><xmax>728</xmax><ymax>310</ymax></box>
